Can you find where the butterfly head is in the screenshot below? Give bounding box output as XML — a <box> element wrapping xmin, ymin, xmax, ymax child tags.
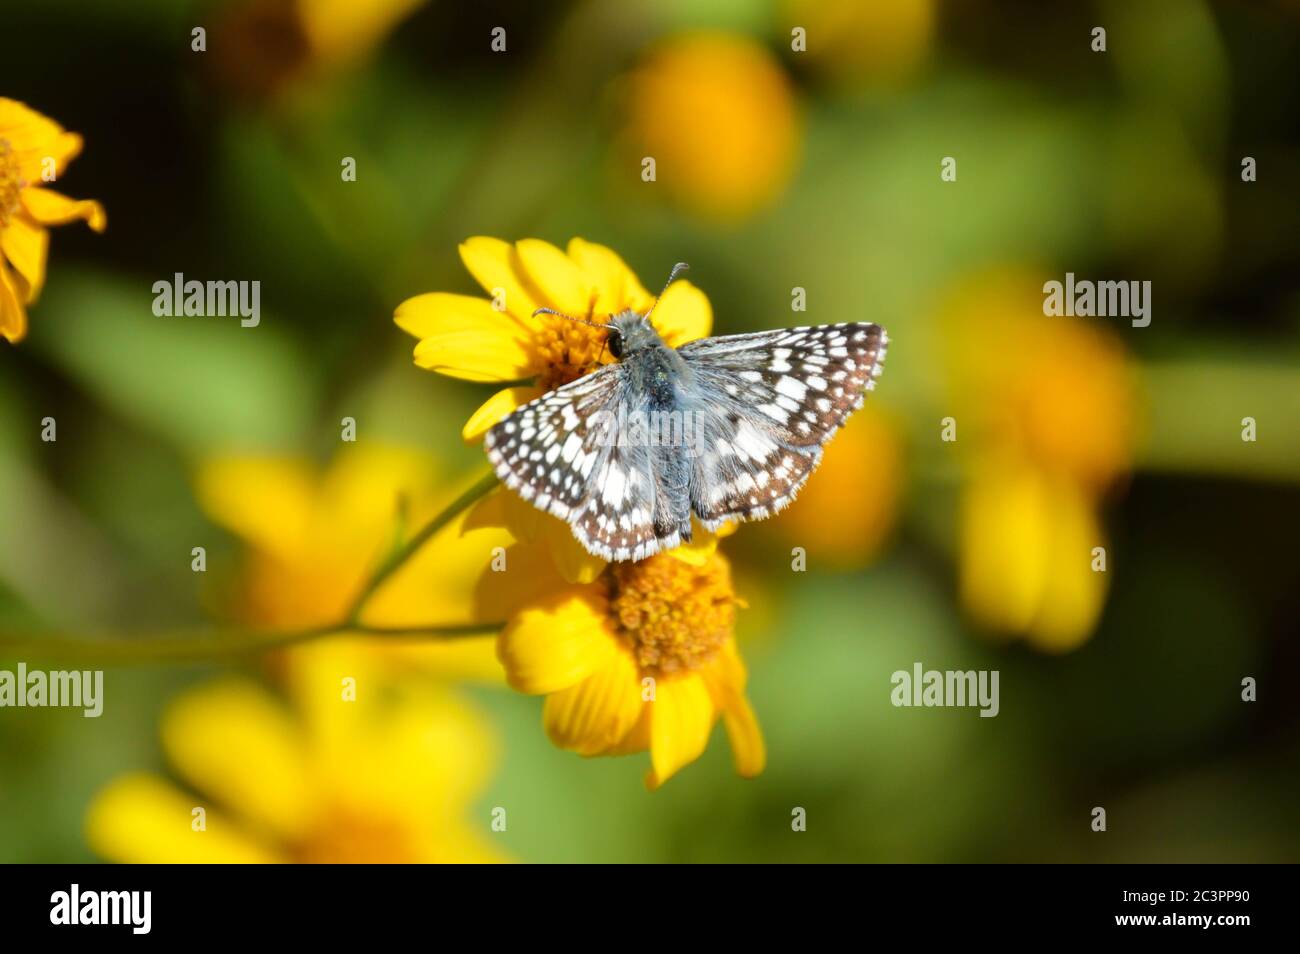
<box><xmin>531</xmin><ymin>261</ymin><xmax>689</xmax><ymax>362</ymax></box>
<box><xmin>604</xmin><ymin>309</ymin><xmax>660</xmax><ymax>359</ymax></box>
<box><xmin>607</xmin><ymin>260</ymin><xmax>690</xmax><ymax>358</ymax></box>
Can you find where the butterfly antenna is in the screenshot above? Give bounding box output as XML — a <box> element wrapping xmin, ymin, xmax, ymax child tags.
<box><xmin>531</xmin><ymin>307</ymin><xmax>611</xmax><ymax>331</ymax></box>
<box><xmin>644</xmin><ymin>262</ymin><xmax>689</xmax><ymax>323</ymax></box>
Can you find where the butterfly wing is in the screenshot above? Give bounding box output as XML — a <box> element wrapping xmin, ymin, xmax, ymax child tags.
<box><xmin>678</xmin><ymin>322</ymin><xmax>888</xmax><ymax>529</ymax></box>
<box><xmin>483</xmin><ymin>365</ymin><xmax>668</xmax><ymax>561</ymax></box>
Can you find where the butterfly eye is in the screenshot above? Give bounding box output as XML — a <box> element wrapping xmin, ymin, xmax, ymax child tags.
<box><xmin>607</xmin><ymin>330</ymin><xmax>624</xmax><ymax>359</ymax></box>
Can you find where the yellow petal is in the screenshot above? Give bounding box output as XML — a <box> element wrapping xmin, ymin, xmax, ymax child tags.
<box><xmin>543</xmin><ymin>646</ymin><xmax>643</xmax><ymax>755</ymax></box>
<box><xmin>472</xmin><ymin>540</ymin><xmax>565</xmax><ymax>621</ymax></box>
<box><xmin>316</xmin><ymin>442</ymin><xmax>435</xmax><ymax>536</ymax></box>
<box><xmin>516</xmin><ymin>237</ymin><xmax>595</xmax><ymax>316</ymax></box>
<box><xmin>474</xmin><ymin>480</ymin><xmax>608</xmax><ymax>583</ymax></box>
<box><xmin>700</xmin><ymin>637</ymin><xmax>749</xmax><ymax>700</ymax></box>
<box><xmin>463</xmin><ymin>385</ymin><xmax>544</xmax><ymax>443</ymax></box>
<box><xmin>1030</xmin><ymin>480</ymin><xmax>1108</xmax><ymax>652</ymax></box>
<box><xmin>646</xmin><ymin>673</ymin><xmax>717</xmax><ymax>789</ymax></box>
<box><xmin>1</xmin><ymin>215</ymin><xmax>48</xmax><ymax>303</ymax></box>
<box><xmin>416</xmin><ymin>826</ymin><xmax>515</xmax><ymax>864</ymax></box>
<box><xmin>289</xmin><ymin>642</ymin><xmax>499</xmax><ymax>816</ymax></box>
<box><xmin>458</xmin><ymin>236</ymin><xmax>541</xmax><ymax>322</ymax></box>
<box><xmin>161</xmin><ymin>679</ymin><xmax>316</xmax><ymax>843</ymax></box>
<box><xmin>399</xmin><ymin>292</ymin><xmax>536</xmax><ymax>382</ymax></box>
<box><xmin>721</xmin><ymin>694</ymin><xmax>765</xmax><ymax>778</ymax></box>
<box><xmin>20</xmin><ymin>187</ymin><xmax>106</xmax><ymax>232</ymax></box>
<box><xmin>601</xmin><ymin>700</ymin><xmax>653</xmax><ymax>756</ymax></box>
<box><xmin>495</xmin><ymin>483</ymin><xmax>547</xmax><ymax>542</ymax></box>
<box><xmin>85</xmin><ymin>773</ymin><xmax>281</xmax><ymax>863</ymax></box>
<box><xmin>0</xmin><ymin>260</ymin><xmax>28</xmax><ymax>343</ymax></box>
<box><xmin>413</xmin><ymin>328</ymin><xmax>535</xmax><ymax>382</ymax></box>
<box><xmin>462</xmin><ymin>484</ymin><xmax>514</xmax><ymax>533</ymax></box>
<box><xmin>497</xmin><ymin>590</ymin><xmax>617</xmax><ymax>694</ymax></box>
<box><xmin>566</xmin><ymin>237</ymin><xmax>653</xmax><ymax>315</ymax></box>
<box><xmin>365</xmin><ymin>508</ymin><xmax>514</xmax><ymax>635</ymax></box>
<box><xmin>650</xmin><ymin>279</ymin><xmax>712</xmax><ymax>346</ymax></box>
<box><xmin>697</xmin><ymin>640</ymin><xmax>763</xmax><ymax>776</ymax></box>
<box><xmin>668</xmin><ymin>522</ymin><xmax>724</xmax><ymax>566</ymax></box>
<box><xmin>194</xmin><ymin>455</ymin><xmax>317</xmax><ymax>561</ymax></box>
<box><xmin>383</xmin><ymin>688</ymin><xmax>501</xmax><ymax>800</ymax></box>
<box><xmin>394</xmin><ymin>291</ymin><xmax>530</xmax><ymax>340</ymax></box>
<box><xmin>959</xmin><ymin>458</ymin><xmax>1049</xmax><ymax>636</ymax></box>
<box><xmin>544</xmin><ymin>516</ymin><xmax>608</xmax><ymax>583</ymax></box>
<box><xmin>0</xmin><ymin>98</ymin><xmax>85</xmax><ymax>181</ymax></box>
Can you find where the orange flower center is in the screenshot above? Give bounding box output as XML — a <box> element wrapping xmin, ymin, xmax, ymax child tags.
<box><xmin>532</xmin><ymin>310</ymin><xmax>617</xmax><ymax>391</ymax></box>
<box><xmin>607</xmin><ymin>553</ymin><xmax>736</xmax><ymax>675</ymax></box>
<box><xmin>0</xmin><ymin>139</ymin><xmax>25</xmax><ymax>228</ymax></box>
<box><xmin>294</xmin><ymin>805</ymin><xmax>418</xmax><ymax>863</ymax></box>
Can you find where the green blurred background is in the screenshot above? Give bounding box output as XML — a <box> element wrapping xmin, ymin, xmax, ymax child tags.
<box><xmin>1</xmin><ymin>0</ymin><xmax>1298</xmax><ymax>862</ymax></box>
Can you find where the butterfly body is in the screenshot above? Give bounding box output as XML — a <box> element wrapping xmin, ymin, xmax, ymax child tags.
<box><xmin>484</xmin><ymin>284</ymin><xmax>888</xmax><ymax>562</ymax></box>
<box><xmin>604</xmin><ymin>308</ymin><xmax>692</xmax><ymax>399</ymax></box>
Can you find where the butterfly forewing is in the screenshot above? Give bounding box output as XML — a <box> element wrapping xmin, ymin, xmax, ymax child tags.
<box><xmin>483</xmin><ymin>365</ymin><xmax>664</xmax><ymax>560</ymax></box>
<box><xmin>679</xmin><ymin>322</ymin><xmax>887</xmax><ymax>529</ymax></box>
<box><xmin>483</xmin><ymin>365</ymin><xmax>624</xmax><ymax>519</ymax></box>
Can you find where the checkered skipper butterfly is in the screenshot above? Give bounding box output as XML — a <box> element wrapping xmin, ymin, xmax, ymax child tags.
<box><xmin>484</xmin><ymin>263</ymin><xmax>888</xmax><ymax>561</ymax></box>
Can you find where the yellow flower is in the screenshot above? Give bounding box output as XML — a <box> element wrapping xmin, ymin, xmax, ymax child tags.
<box><xmin>478</xmin><ymin>542</ymin><xmax>764</xmax><ymax>789</ymax></box>
<box><xmin>760</xmin><ymin>404</ymin><xmax>904</xmax><ymax>568</ymax></box>
<box><xmin>85</xmin><ymin>644</ymin><xmax>507</xmax><ymax>863</ymax></box>
<box><xmin>209</xmin><ymin>0</ymin><xmax>427</xmax><ymax>99</ymax></box>
<box><xmin>296</xmin><ymin>0</ymin><xmax>428</xmax><ymax>71</ymax></box>
<box><xmin>0</xmin><ymin>99</ymin><xmax>106</xmax><ymax>343</ymax></box>
<box><xmin>617</xmin><ymin>32</ymin><xmax>800</xmax><ymax>223</ymax></box>
<box><xmin>395</xmin><ymin>236</ymin><xmax>714</xmax><ymax>581</ymax></box>
<box><xmin>195</xmin><ymin>443</ymin><xmax>511</xmax><ymax>680</ymax></box>
<box><xmin>940</xmin><ymin>268</ymin><xmax>1138</xmax><ymax>651</ymax></box>
<box><xmin>959</xmin><ymin>453</ymin><xmax>1109</xmax><ymax>651</ymax></box>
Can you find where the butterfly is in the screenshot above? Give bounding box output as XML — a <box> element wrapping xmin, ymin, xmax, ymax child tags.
<box><xmin>483</xmin><ymin>263</ymin><xmax>888</xmax><ymax>561</ymax></box>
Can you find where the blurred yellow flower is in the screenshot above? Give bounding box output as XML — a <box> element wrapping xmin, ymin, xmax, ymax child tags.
<box><xmin>210</xmin><ymin>0</ymin><xmax>426</xmax><ymax>99</ymax></box>
<box><xmin>0</xmin><ymin>99</ymin><xmax>106</xmax><ymax>343</ymax></box>
<box><xmin>782</xmin><ymin>0</ymin><xmax>935</xmax><ymax>89</ymax></box>
<box><xmin>618</xmin><ymin>32</ymin><xmax>800</xmax><ymax>223</ymax></box>
<box><xmin>395</xmin><ymin>236</ymin><xmax>713</xmax><ymax>581</ymax></box>
<box><xmin>478</xmin><ymin>543</ymin><xmax>764</xmax><ymax>789</ymax></box>
<box><xmin>762</xmin><ymin>404</ymin><xmax>904</xmax><ymax>568</ymax></box>
<box><xmin>86</xmin><ymin>644</ymin><xmax>507</xmax><ymax>863</ymax></box>
<box><xmin>297</xmin><ymin>0</ymin><xmax>427</xmax><ymax>70</ymax></box>
<box><xmin>940</xmin><ymin>268</ymin><xmax>1138</xmax><ymax>651</ymax></box>
<box><xmin>195</xmin><ymin>443</ymin><xmax>510</xmax><ymax>680</ymax></box>
<box><xmin>960</xmin><ymin>454</ymin><xmax>1109</xmax><ymax>648</ymax></box>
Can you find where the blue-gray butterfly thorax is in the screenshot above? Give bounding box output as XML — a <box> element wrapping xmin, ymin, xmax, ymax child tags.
<box><xmin>608</xmin><ymin>310</ymin><xmax>693</xmax><ymax>406</ymax></box>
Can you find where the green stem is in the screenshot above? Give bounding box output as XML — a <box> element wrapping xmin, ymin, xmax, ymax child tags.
<box><xmin>343</xmin><ymin>469</ymin><xmax>500</xmax><ymax>623</ymax></box>
<box><xmin>0</xmin><ymin>469</ymin><xmax>505</xmax><ymax>666</ymax></box>
<box><xmin>0</xmin><ymin>621</ymin><xmax>504</xmax><ymax>666</ymax></box>
<box><xmin>1137</xmin><ymin>360</ymin><xmax>1300</xmax><ymax>483</ymax></box>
